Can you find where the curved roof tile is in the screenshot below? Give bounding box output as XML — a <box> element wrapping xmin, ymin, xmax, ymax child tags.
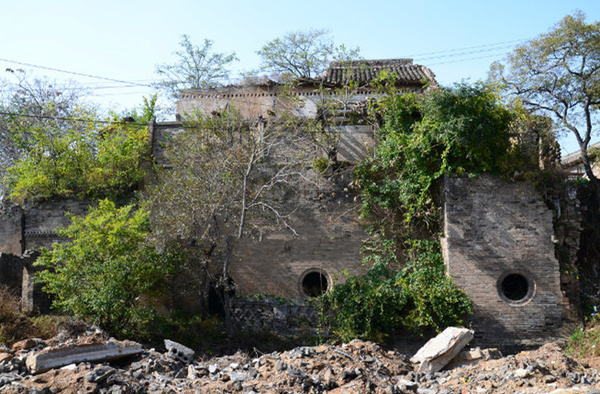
<box><xmin>318</xmin><ymin>58</ymin><xmax>436</xmax><ymax>87</ymax></box>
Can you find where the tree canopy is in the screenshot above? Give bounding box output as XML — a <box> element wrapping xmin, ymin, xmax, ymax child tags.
<box><xmin>154</xmin><ymin>35</ymin><xmax>238</xmax><ymax>99</ymax></box>
<box><xmin>0</xmin><ymin>71</ymin><xmax>91</xmax><ymax>193</ymax></box>
<box><xmin>490</xmin><ymin>11</ymin><xmax>600</xmax><ymax>195</ymax></box>
<box><xmin>4</xmin><ymin>115</ymin><xmax>149</xmax><ymax>202</ymax></box>
<box><xmin>257</xmin><ymin>29</ymin><xmax>361</xmax><ymax>79</ymax></box>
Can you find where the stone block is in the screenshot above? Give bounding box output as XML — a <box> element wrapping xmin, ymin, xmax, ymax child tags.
<box><xmin>26</xmin><ymin>340</ymin><xmax>143</xmax><ymax>374</ymax></box>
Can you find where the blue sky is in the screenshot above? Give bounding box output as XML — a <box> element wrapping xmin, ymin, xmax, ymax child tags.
<box><xmin>1</xmin><ymin>0</ymin><xmax>600</xmax><ymax>153</ymax></box>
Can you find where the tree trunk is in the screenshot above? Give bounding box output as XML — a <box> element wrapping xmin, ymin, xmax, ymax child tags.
<box><xmin>222</xmin><ymin>236</ymin><xmax>235</xmax><ymax>338</ymax></box>
<box><xmin>577</xmin><ymin>139</ymin><xmax>600</xmax><ymax>200</ymax></box>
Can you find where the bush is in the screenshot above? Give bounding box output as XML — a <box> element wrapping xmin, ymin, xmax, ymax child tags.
<box><xmin>319</xmin><ymin>240</ymin><xmax>471</xmax><ymax>342</ymax></box>
<box><xmin>35</xmin><ymin>199</ymin><xmax>176</xmax><ymax>339</ymax></box>
<box><xmin>5</xmin><ymin>117</ymin><xmax>149</xmax><ymax>202</ymax></box>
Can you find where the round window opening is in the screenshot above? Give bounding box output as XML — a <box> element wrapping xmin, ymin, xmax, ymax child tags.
<box><xmin>301</xmin><ymin>271</ymin><xmax>329</xmax><ymax>297</ymax></box>
<box><xmin>500</xmin><ymin>273</ymin><xmax>532</xmax><ymax>302</ymax></box>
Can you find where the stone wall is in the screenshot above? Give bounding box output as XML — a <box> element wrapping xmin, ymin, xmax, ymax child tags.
<box><xmin>231</xmin><ymin>296</ymin><xmax>318</xmax><ymax>335</ymax></box>
<box><xmin>232</xmin><ymin>199</ymin><xmax>366</xmax><ymax>299</ymax></box>
<box><xmin>21</xmin><ymin>199</ymin><xmax>90</xmax><ymax>251</ymax></box>
<box><xmin>222</xmin><ymin>165</ymin><xmax>367</xmax><ymax>299</ymax></box>
<box><xmin>442</xmin><ymin>175</ymin><xmax>573</xmax><ymax>348</ymax></box>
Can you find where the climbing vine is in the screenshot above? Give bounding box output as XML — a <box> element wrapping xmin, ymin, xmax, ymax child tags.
<box><xmin>319</xmin><ymin>82</ymin><xmax>527</xmax><ymax>342</ymax></box>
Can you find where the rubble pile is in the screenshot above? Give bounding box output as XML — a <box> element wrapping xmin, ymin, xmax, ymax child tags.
<box><xmin>0</xmin><ymin>330</ymin><xmax>599</xmax><ymax>393</ymax></box>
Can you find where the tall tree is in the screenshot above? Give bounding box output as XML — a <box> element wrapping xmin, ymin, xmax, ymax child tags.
<box><xmin>0</xmin><ymin>72</ymin><xmax>151</xmax><ymax>202</ymax></box>
<box><xmin>257</xmin><ymin>29</ymin><xmax>361</xmax><ymax>79</ymax></box>
<box><xmin>154</xmin><ymin>35</ymin><xmax>238</xmax><ymax>99</ymax></box>
<box><xmin>0</xmin><ymin>70</ymin><xmax>91</xmax><ymax>193</ymax></box>
<box><xmin>489</xmin><ymin>11</ymin><xmax>600</xmax><ymax>196</ymax></box>
<box><xmin>145</xmin><ymin>108</ymin><xmax>320</xmax><ymax>336</ymax></box>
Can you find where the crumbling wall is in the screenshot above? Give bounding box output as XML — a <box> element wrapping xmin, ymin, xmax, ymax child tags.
<box><xmin>0</xmin><ymin>203</ymin><xmax>23</xmax><ymax>255</ymax></box>
<box><xmin>0</xmin><ymin>199</ymin><xmax>91</xmax><ymax>313</ymax></box>
<box><xmin>21</xmin><ymin>199</ymin><xmax>90</xmax><ymax>251</ymax></box>
<box><xmin>442</xmin><ymin>175</ymin><xmax>575</xmax><ymax>348</ymax></box>
<box><xmin>231</xmin><ymin>296</ymin><xmax>318</xmax><ymax>335</ymax></box>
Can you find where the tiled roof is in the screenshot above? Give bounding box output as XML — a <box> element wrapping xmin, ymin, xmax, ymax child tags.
<box><xmin>562</xmin><ymin>140</ymin><xmax>600</xmax><ymax>165</ymax></box>
<box><xmin>317</xmin><ymin>58</ymin><xmax>436</xmax><ymax>87</ymax></box>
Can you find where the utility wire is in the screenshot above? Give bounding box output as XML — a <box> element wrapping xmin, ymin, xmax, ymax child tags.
<box><xmin>0</xmin><ymin>58</ymin><xmax>152</xmax><ymax>87</ymax></box>
<box><xmin>0</xmin><ymin>111</ymin><xmax>148</xmax><ymax>126</ymax></box>
<box><xmin>0</xmin><ymin>39</ymin><xmax>528</xmax><ymax>91</ymax></box>
<box><xmin>406</xmin><ymin>39</ymin><xmax>526</xmax><ymax>59</ymax></box>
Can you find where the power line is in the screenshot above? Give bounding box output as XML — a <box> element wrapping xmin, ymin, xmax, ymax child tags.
<box><xmin>0</xmin><ymin>111</ymin><xmax>147</xmax><ymax>126</ymax></box>
<box><xmin>0</xmin><ymin>38</ymin><xmax>531</xmax><ymax>103</ymax></box>
<box><xmin>406</xmin><ymin>39</ymin><xmax>527</xmax><ymax>59</ymax></box>
<box><xmin>0</xmin><ymin>58</ymin><xmax>152</xmax><ymax>87</ymax></box>
<box><xmin>425</xmin><ymin>52</ymin><xmax>509</xmax><ymax>67</ymax></box>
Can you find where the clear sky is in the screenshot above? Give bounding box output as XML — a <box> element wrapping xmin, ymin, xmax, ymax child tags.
<box><xmin>1</xmin><ymin>0</ymin><xmax>599</xmax><ymax>153</ymax></box>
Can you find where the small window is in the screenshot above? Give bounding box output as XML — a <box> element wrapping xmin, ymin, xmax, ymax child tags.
<box><xmin>498</xmin><ymin>272</ymin><xmax>535</xmax><ymax>304</ymax></box>
<box><xmin>300</xmin><ymin>270</ymin><xmax>329</xmax><ymax>297</ymax></box>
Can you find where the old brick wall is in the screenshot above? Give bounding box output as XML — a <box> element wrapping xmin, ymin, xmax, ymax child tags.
<box><xmin>231</xmin><ymin>168</ymin><xmax>367</xmax><ymax>299</ymax></box>
<box><xmin>21</xmin><ymin>199</ymin><xmax>90</xmax><ymax>251</ymax></box>
<box><xmin>0</xmin><ymin>203</ymin><xmax>23</xmax><ymax>255</ymax></box>
<box><xmin>0</xmin><ymin>199</ymin><xmax>91</xmax><ymax>312</ymax></box>
<box><xmin>442</xmin><ymin>175</ymin><xmax>569</xmax><ymax>348</ymax></box>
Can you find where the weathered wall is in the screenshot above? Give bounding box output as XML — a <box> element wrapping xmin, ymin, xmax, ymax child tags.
<box><xmin>442</xmin><ymin>175</ymin><xmax>570</xmax><ymax>347</ymax></box>
<box><xmin>21</xmin><ymin>199</ymin><xmax>90</xmax><ymax>251</ymax></box>
<box><xmin>177</xmin><ymin>85</ymin><xmax>321</xmax><ymax>120</ymax></box>
<box><xmin>232</xmin><ymin>176</ymin><xmax>366</xmax><ymax>298</ymax></box>
<box><xmin>0</xmin><ymin>203</ymin><xmax>23</xmax><ymax>255</ymax></box>
<box><xmin>0</xmin><ymin>199</ymin><xmax>90</xmax><ymax>313</ymax></box>
<box><xmin>0</xmin><ymin>199</ymin><xmax>91</xmax><ymax>256</ymax></box>
<box><xmin>174</xmin><ymin>85</ymin><xmax>376</xmax><ymax>164</ymax></box>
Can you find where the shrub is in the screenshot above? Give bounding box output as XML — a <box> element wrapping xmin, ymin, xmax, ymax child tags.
<box><xmin>35</xmin><ymin>199</ymin><xmax>176</xmax><ymax>339</ymax></box>
<box><xmin>319</xmin><ymin>240</ymin><xmax>471</xmax><ymax>342</ymax></box>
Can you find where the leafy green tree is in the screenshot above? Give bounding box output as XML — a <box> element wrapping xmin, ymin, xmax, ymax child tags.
<box><xmin>320</xmin><ymin>240</ymin><xmax>471</xmax><ymax>342</ymax></box>
<box><xmin>490</xmin><ymin>11</ymin><xmax>600</xmax><ymax>197</ymax></box>
<box><xmin>358</xmin><ymin>82</ymin><xmax>515</xmax><ymax>233</ymax></box>
<box><xmin>154</xmin><ymin>35</ymin><xmax>238</xmax><ymax>99</ymax></box>
<box><xmin>114</xmin><ymin>94</ymin><xmax>160</xmax><ymax>124</ymax></box>
<box><xmin>0</xmin><ymin>70</ymin><xmax>91</xmax><ymax>194</ymax></box>
<box><xmin>257</xmin><ymin>29</ymin><xmax>361</xmax><ymax>79</ymax></box>
<box><xmin>85</xmin><ymin>121</ymin><xmax>150</xmax><ymax>199</ymax></box>
<box><xmin>35</xmin><ymin>199</ymin><xmax>175</xmax><ymax>337</ymax></box>
<box><xmin>4</xmin><ymin>113</ymin><xmax>149</xmax><ymax>202</ymax></box>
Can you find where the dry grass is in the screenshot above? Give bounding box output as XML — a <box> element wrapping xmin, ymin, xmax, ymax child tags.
<box><xmin>0</xmin><ymin>285</ymin><xmax>61</xmax><ymax>346</ymax></box>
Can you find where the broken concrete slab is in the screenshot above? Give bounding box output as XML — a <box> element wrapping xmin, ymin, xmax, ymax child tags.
<box><xmin>410</xmin><ymin>327</ymin><xmax>474</xmax><ymax>373</ymax></box>
<box><xmin>26</xmin><ymin>340</ymin><xmax>143</xmax><ymax>374</ymax></box>
<box><xmin>164</xmin><ymin>339</ymin><xmax>195</xmax><ymax>363</ymax></box>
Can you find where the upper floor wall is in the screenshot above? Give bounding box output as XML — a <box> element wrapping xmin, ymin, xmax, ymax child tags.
<box><xmin>173</xmin><ymin>59</ymin><xmax>436</xmax><ymax>164</ymax></box>
<box><xmin>176</xmin><ymin>58</ymin><xmax>436</xmax><ymax>121</ymax></box>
